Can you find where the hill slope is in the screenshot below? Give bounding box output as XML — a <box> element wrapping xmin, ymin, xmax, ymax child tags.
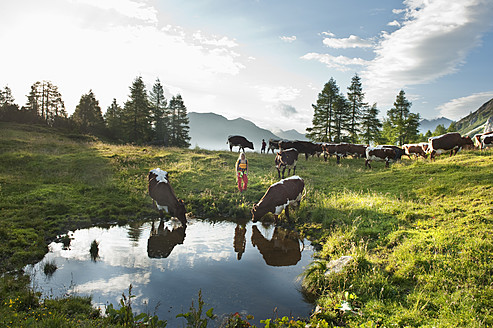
<box><xmin>455</xmin><ymin>98</ymin><xmax>493</xmax><ymax>135</ymax></box>
<box><xmin>188</xmin><ymin>112</ymin><xmax>282</xmax><ymax>150</ymax></box>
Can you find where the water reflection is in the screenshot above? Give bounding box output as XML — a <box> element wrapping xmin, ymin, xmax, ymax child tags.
<box><xmin>147</xmin><ymin>220</ymin><xmax>186</xmax><ymax>258</ymax></box>
<box><xmin>234</xmin><ymin>224</ymin><xmax>247</xmax><ymax>260</ymax></box>
<box><xmin>251</xmin><ymin>225</ymin><xmax>302</xmax><ymax>266</ymax></box>
<box><xmin>27</xmin><ymin>219</ymin><xmax>314</xmax><ymax>327</ymax></box>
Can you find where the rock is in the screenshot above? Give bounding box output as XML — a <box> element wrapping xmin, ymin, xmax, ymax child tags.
<box><xmin>324</xmin><ymin>255</ymin><xmax>353</xmax><ymax>275</ymax></box>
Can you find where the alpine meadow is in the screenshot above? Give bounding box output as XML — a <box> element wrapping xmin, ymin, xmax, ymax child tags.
<box><xmin>0</xmin><ymin>121</ymin><xmax>492</xmax><ymax>327</ymax></box>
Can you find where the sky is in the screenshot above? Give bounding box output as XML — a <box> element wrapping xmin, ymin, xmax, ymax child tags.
<box><xmin>1</xmin><ymin>0</ymin><xmax>493</xmax><ymax>134</ymax></box>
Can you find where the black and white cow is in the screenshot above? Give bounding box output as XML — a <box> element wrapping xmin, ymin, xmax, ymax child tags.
<box><xmin>275</xmin><ymin>148</ymin><xmax>299</xmax><ymax>179</ymax></box>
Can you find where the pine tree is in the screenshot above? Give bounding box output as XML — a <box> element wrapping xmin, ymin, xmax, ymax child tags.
<box><xmin>385</xmin><ymin>90</ymin><xmax>420</xmax><ymax>145</ymax></box>
<box><xmin>360</xmin><ymin>103</ymin><xmax>382</xmax><ymax>145</ymax></box>
<box><xmin>346</xmin><ymin>73</ymin><xmax>367</xmax><ymax>142</ymax></box>
<box><xmin>149</xmin><ymin>78</ymin><xmax>169</xmax><ymax>145</ymax></box>
<box><xmin>168</xmin><ymin>94</ymin><xmax>190</xmax><ymax>148</ymax></box>
<box><xmin>0</xmin><ymin>86</ymin><xmax>20</xmax><ymax>122</ymax></box>
<box><xmin>25</xmin><ymin>81</ymin><xmax>67</xmax><ymax>126</ymax></box>
<box><xmin>306</xmin><ymin>78</ymin><xmax>340</xmax><ymax>142</ymax></box>
<box><xmin>332</xmin><ymin>95</ymin><xmax>350</xmax><ymax>143</ymax></box>
<box><xmin>71</xmin><ymin>90</ymin><xmax>105</xmax><ymax>134</ymax></box>
<box><xmin>105</xmin><ymin>99</ymin><xmax>124</xmax><ymax>141</ymax></box>
<box><xmin>446</xmin><ymin>122</ymin><xmax>457</xmax><ymax>133</ymax></box>
<box><xmin>122</xmin><ymin>76</ymin><xmax>152</xmax><ymax>143</ymax></box>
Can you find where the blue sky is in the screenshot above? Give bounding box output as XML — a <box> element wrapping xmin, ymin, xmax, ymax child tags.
<box><xmin>1</xmin><ymin>0</ymin><xmax>492</xmax><ymax>133</ymax></box>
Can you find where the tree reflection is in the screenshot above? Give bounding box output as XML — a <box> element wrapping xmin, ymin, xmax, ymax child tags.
<box><xmin>147</xmin><ymin>220</ymin><xmax>186</xmax><ymax>258</ymax></box>
<box><xmin>251</xmin><ymin>225</ymin><xmax>302</xmax><ymax>266</ymax></box>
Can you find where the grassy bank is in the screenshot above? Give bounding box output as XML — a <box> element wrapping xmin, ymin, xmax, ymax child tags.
<box><xmin>1</xmin><ymin>122</ymin><xmax>492</xmax><ymax>327</ymax></box>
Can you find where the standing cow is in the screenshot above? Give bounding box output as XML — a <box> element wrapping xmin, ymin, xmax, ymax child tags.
<box><xmin>227</xmin><ymin>135</ymin><xmax>254</xmax><ymax>152</ymax></box>
<box><xmin>268</xmin><ymin>139</ymin><xmax>281</xmax><ymax>153</ymax></box>
<box><xmin>365</xmin><ymin>145</ymin><xmax>404</xmax><ymax>168</ymax></box>
<box><xmin>148</xmin><ymin>168</ymin><xmax>187</xmax><ymax>226</ymax></box>
<box><xmin>473</xmin><ymin>131</ymin><xmax>493</xmax><ymax>150</ymax></box>
<box><xmin>428</xmin><ymin>132</ymin><xmax>474</xmax><ymax>160</ymax></box>
<box><xmin>275</xmin><ymin>148</ymin><xmax>298</xmax><ymax>179</ymax></box>
<box><xmin>403</xmin><ymin>143</ymin><xmax>428</xmax><ymax>159</ymax></box>
<box><xmin>252</xmin><ymin>176</ymin><xmax>304</xmax><ymax>223</ymax></box>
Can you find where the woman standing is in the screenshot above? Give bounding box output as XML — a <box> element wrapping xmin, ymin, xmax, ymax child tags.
<box><xmin>235</xmin><ymin>152</ymin><xmax>248</xmax><ymax>192</ymax></box>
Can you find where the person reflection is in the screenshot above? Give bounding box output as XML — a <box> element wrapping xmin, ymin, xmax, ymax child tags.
<box><xmin>251</xmin><ymin>225</ymin><xmax>302</xmax><ymax>266</ymax></box>
<box><xmin>147</xmin><ymin>219</ymin><xmax>186</xmax><ymax>258</ymax></box>
<box><xmin>234</xmin><ymin>223</ymin><xmax>247</xmax><ymax>260</ymax></box>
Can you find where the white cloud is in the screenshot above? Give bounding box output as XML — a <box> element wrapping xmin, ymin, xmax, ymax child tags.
<box><xmin>301</xmin><ymin>53</ymin><xmax>368</xmax><ymax>72</ymax></box>
<box><xmin>74</xmin><ymin>0</ymin><xmax>158</xmax><ymax>24</ymax></box>
<box><xmin>363</xmin><ymin>0</ymin><xmax>493</xmax><ymax>109</ymax></box>
<box><xmin>280</xmin><ymin>35</ymin><xmax>297</xmax><ymax>43</ymax></box>
<box><xmin>193</xmin><ymin>30</ymin><xmax>239</xmax><ymax>48</ymax></box>
<box><xmin>387</xmin><ymin>20</ymin><xmax>401</xmax><ymax>27</ymax></box>
<box><xmin>320</xmin><ymin>31</ymin><xmax>336</xmax><ymax>37</ymax></box>
<box><xmin>437</xmin><ymin>91</ymin><xmax>493</xmax><ymax>120</ymax></box>
<box><xmin>275</xmin><ymin>102</ymin><xmax>298</xmax><ymax>117</ymax></box>
<box><xmin>322</xmin><ymin>35</ymin><xmax>374</xmax><ymax>49</ymax></box>
<box><xmin>255</xmin><ymin>85</ymin><xmax>301</xmax><ymax>102</ymax></box>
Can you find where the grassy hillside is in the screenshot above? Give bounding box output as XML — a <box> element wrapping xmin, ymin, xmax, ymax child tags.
<box><xmin>1</xmin><ymin>122</ymin><xmax>492</xmax><ymax>327</ymax></box>
<box><xmin>456</xmin><ymin>98</ymin><xmax>493</xmax><ymax>136</ymax></box>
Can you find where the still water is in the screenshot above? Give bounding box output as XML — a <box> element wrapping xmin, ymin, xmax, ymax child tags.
<box><xmin>26</xmin><ymin>218</ymin><xmax>315</xmax><ymax>326</ymax></box>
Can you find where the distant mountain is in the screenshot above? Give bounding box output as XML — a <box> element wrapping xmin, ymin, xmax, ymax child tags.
<box><xmin>455</xmin><ymin>98</ymin><xmax>493</xmax><ymax>136</ymax></box>
<box><xmin>272</xmin><ymin>128</ymin><xmax>308</xmax><ymax>141</ymax></box>
<box><xmin>188</xmin><ymin>112</ymin><xmax>283</xmax><ymax>151</ymax></box>
<box><xmin>418</xmin><ymin>117</ymin><xmax>453</xmax><ymax>133</ymax></box>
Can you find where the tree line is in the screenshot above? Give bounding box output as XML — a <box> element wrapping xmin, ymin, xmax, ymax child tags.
<box><xmin>306</xmin><ymin>74</ymin><xmax>456</xmax><ymax>146</ymax></box>
<box><xmin>0</xmin><ymin>77</ymin><xmax>191</xmax><ymax>147</ymax></box>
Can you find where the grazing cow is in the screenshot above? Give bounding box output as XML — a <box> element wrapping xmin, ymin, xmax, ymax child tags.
<box><xmin>365</xmin><ymin>146</ymin><xmax>404</xmax><ymax>168</ymax></box>
<box><xmin>251</xmin><ymin>225</ymin><xmax>302</xmax><ymax>266</ymax></box>
<box><xmin>275</xmin><ymin>148</ymin><xmax>299</xmax><ymax>179</ymax></box>
<box><xmin>268</xmin><ymin>139</ymin><xmax>281</xmax><ymax>153</ymax></box>
<box><xmin>227</xmin><ymin>135</ymin><xmax>254</xmax><ymax>152</ymax></box>
<box><xmin>333</xmin><ymin>143</ymin><xmax>351</xmax><ymax>164</ymax></box>
<box><xmin>403</xmin><ymin>143</ymin><xmax>428</xmax><ymax>158</ymax></box>
<box><xmin>148</xmin><ymin>168</ymin><xmax>187</xmax><ymax>226</ymax></box>
<box><xmin>473</xmin><ymin>131</ymin><xmax>493</xmax><ymax>149</ymax></box>
<box><xmin>252</xmin><ymin>176</ymin><xmax>304</xmax><ymax>223</ymax></box>
<box><xmin>322</xmin><ymin>143</ymin><xmax>337</xmax><ymax>162</ymax></box>
<box><xmin>428</xmin><ymin>132</ymin><xmax>474</xmax><ymax>160</ymax></box>
<box><xmin>147</xmin><ymin>220</ymin><xmax>186</xmax><ymax>258</ymax></box>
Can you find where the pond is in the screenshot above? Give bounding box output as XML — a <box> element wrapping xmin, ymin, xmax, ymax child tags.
<box><xmin>25</xmin><ymin>218</ymin><xmax>315</xmax><ymax>326</ymax></box>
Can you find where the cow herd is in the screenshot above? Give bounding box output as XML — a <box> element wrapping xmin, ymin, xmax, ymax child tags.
<box><xmin>149</xmin><ymin>131</ymin><xmax>491</xmax><ymax>226</ymax></box>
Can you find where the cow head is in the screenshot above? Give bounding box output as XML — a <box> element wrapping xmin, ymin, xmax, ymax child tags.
<box><xmin>461</xmin><ymin>136</ymin><xmax>474</xmax><ymax>149</ymax></box>
<box><xmin>251</xmin><ymin>204</ymin><xmax>267</xmax><ymax>223</ymax></box>
<box><xmin>246</xmin><ymin>140</ymin><xmax>254</xmax><ymax>150</ymax></box>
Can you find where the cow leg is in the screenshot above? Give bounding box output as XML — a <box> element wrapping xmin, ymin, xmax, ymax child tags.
<box><xmin>281</xmin><ymin>167</ymin><xmax>286</xmax><ymax>179</ymax></box>
<box><xmin>336</xmin><ymin>155</ymin><xmax>340</xmax><ymax>164</ymax></box>
<box><xmin>385</xmin><ymin>160</ymin><xmax>389</xmax><ymax>168</ymax></box>
<box><xmin>324</xmin><ymin>153</ymin><xmax>328</xmax><ymax>162</ymax></box>
<box><xmin>293</xmin><ymin>166</ymin><xmax>296</xmax><ymax>176</ymax></box>
<box><xmin>229</xmin><ymin>144</ymin><xmax>233</xmax><ymax>152</ymax></box>
<box><xmin>277</xmin><ymin>167</ymin><xmax>281</xmax><ymax>178</ymax></box>
<box><xmin>284</xmin><ymin>206</ymin><xmax>290</xmax><ymax>221</ymax></box>
<box><xmin>305</xmin><ymin>153</ymin><xmax>309</xmax><ymax>160</ymax></box>
<box><xmin>365</xmin><ymin>159</ymin><xmax>371</xmax><ymax>169</ymax></box>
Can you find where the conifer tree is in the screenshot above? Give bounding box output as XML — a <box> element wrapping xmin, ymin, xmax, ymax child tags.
<box><xmin>105</xmin><ymin>99</ymin><xmax>124</xmax><ymax>141</ymax></box>
<box><xmin>0</xmin><ymin>86</ymin><xmax>20</xmax><ymax>121</ymax></box>
<box><xmin>149</xmin><ymin>78</ymin><xmax>169</xmax><ymax>145</ymax></box>
<box><xmin>433</xmin><ymin>124</ymin><xmax>447</xmax><ymax>136</ymax></box>
<box><xmin>384</xmin><ymin>90</ymin><xmax>420</xmax><ymax>145</ymax></box>
<box><xmin>332</xmin><ymin>95</ymin><xmax>350</xmax><ymax>143</ymax></box>
<box><xmin>360</xmin><ymin>103</ymin><xmax>382</xmax><ymax>145</ymax></box>
<box><xmin>446</xmin><ymin>121</ymin><xmax>457</xmax><ymax>132</ymax></box>
<box><xmin>347</xmin><ymin>73</ymin><xmax>367</xmax><ymax>142</ymax></box>
<box><xmin>306</xmin><ymin>78</ymin><xmax>340</xmax><ymax>142</ymax></box>
<box><xmin>168</xmin><ymin>94</ymin><xmax>190</xmax><ymax>148</ymax></box>
<box><xmin>71</xmin><ymin>90</ymin><xmax>105</xmax><ymax>134</ymax></box>
<box><xmin>25</xmin><ymin>81</ymin><xmax>67</xmax><ymax>126</ymax></box>
<box><xmin>122</xmin><ymin>76</ymin><xmax>152</xmax><ymax>143</ymax></box>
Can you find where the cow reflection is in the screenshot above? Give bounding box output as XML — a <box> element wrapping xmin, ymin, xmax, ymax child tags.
<box><xmin>147</xmin><ymin>220</ymin><xmax>186</xmax><ymax>258</ymax></box>
<box><xmin>251</xmin><ymin>225</ymin><xmax>302</xmax><ymax>266</ymax></box>
<box><xmin>234</xmin><ymin>224</ymin><xmax>247</xmax><ymax>260</ymax></box>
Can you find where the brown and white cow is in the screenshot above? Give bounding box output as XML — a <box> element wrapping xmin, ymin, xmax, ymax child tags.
<box><xmin>365</xmin><ymin>145</ymin><xmax>405</xmax><ymax>168</ymax></box>
<box><xmin>403</xmin><ymin>143</ymin><xmax>428</xmax><ymax>159</ymax></box>
<box><xmin>275</xmin><ymin>148</ymin><xmax>299</xmax><ymax>179</ymax></box>
<box><xmin>252</xmin><ymin>176</ymin><xmax>304</xmax><ymax>223</ymax></box>
<box><xmin>473</xmin><ymin>131</ymin><xmax>493</xmax><ymax>149</ymax></box>
<box><xmin>147</xmin><ymin>220</ymin><xmax>186</xmax><ymax>258</ymax></box>
<box><xmin>279</xmin><ymin>140</ymin><xmax>320</xmax><ymax>160</ymax></box>
<box><xmin>227</xmin><ymin>135</ymin><xmax>254</xmax><ymax>152</ymax></box>
<box><xmin>268</xmin><ymin>139</ymin><xmax>281</xmax><ymax>153</ymax></box>
<box><xmin>148</xmin><ymin>168</ymin><xmax>187</xmax><ymax>226</ymax></box>
<box><xmin>428</xmin><ymin>132</ymin><xmax>474</xmax><ymax>160</ymax></box>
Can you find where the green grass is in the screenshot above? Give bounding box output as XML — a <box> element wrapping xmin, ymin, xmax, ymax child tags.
<box><xmin>1</xmin><ymin>122</ymin><xmax>492</xmax><ymax>327</ymax></box>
